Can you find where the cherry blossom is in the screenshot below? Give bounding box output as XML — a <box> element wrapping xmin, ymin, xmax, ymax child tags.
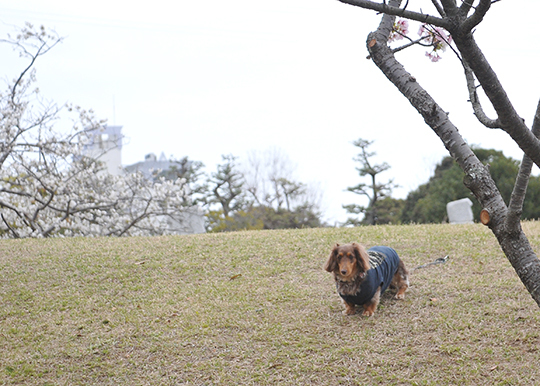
<box><xmin>0</xmin><ymin>24</ymin><xmax>195</xmax><ymax>238</ymax></box>
<box><xmin>418</xmin><ymin>24</ymin><xmax>453</xmax><ymax>62</ymax></box>
<box><xmin>389</xmin><ymin>19</ymin><xmax>409</xmax><ymax>42</ymax></box>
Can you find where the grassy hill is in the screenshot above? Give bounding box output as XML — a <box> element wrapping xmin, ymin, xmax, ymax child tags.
<box><xmin>2</xmin><ymin>223</ymin><xmax>540</xmax><ymax>385</ymax></box>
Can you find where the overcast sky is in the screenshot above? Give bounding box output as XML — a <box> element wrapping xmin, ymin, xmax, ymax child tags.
<box><xmin>1</xmin><ymin>1</ymin><xmax>538</xmax><ymax>224</ymax></box>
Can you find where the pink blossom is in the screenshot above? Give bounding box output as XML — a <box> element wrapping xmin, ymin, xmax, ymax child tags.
<box><xmin>418</xmin><ymin>24</ymin><xmax>452</xmax><ymax>62</ymax></box>
<box><xmin>426</xmin><ymin>51</ymin><xmax>441</xmax><ymax>62</ymax></box>
<box><xmin>389</xmin><ymin>19</ymin><xmax>409</xmax><ymax>42</ymax></box>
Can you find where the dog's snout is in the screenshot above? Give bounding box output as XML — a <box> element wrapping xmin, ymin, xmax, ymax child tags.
<box><xmin>340</xmin><ymin>269</ymin><xmax>348</xmax><ymax>275</ymax></box>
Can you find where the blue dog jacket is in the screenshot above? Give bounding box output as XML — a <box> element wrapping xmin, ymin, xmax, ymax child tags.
<box><xmin>339</xmin><ymin>246</ymin><xmax>400</xmax><ymax>305</ymax></box>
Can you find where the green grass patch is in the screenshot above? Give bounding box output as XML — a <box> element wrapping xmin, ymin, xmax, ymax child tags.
<box><xmin>1</xmin><ymin>223</ymin><xmax>540</xmax><ymax>385</ymax></box>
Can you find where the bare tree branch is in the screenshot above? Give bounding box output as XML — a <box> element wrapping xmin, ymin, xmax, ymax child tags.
<box><xmin>462</xmin><ymin>61</ymin><xmax>501</xmax><ymax>128</ymax></box>
<box><xmin>459</xmin><ymin>0</ymin><xmax>474</xmax><ymax>16</ymax></box>
<box><xmin>452</xmin><ymin>33</ymin><xmax>540</xmax><ymax>167</ymax></box>
<box><xmin>461</xmin><ymin>0</ymin><xmax>491</xmax><ymax>32</ymax></box>
<box><xmin>0</xmin><ymin>24</ymin><xmax>63</xmax><ymax>102</ymax></box>
<box><xmin>389</xmin><ymin>35</ymin><xmax>432</xmax><ymax>56</ymax></box>
<box><xmin>1</xmin><ymin>213</ymin><xmax>20</xmax><ymax>238</ymax></box>
<box><xmin>115</xmin><ymin>198</ymin><xmax>153</xmax><ymax>237</ymax></box>
<box><xmin>431</xmin><ymin>0</ymin><xmax>446</xmax><ymax>17</ymax></box>
<box><xmin>439</xmin><ymin>0</ymin><xmax>457</xmax><ymax>14</ymax></box>
<box><xmin>506</xmin><ymin>99</ymin><xmax>540</xmax><ymax>234</ymax></box>
<box><xmin>338</xmin><ymin>0</ymin><xmax>450</xmax><ymax>28</ymax></box>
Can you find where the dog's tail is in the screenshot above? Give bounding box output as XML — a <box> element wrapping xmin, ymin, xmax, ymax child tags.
<box><xmin>411</xmin><ymin>255</ymin><xmax>449</xmax><ymax>272</ymax></box>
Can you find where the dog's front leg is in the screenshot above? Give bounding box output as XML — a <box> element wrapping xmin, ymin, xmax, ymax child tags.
<box><xmin>342</xmin><ymin>300</ymin><xmax>356</xmax><ymax>315</ymax></box>
<box><xmin>362</xmin><ymin>286</ymin><xmax>381</xmax><ymax>317</ymax></box>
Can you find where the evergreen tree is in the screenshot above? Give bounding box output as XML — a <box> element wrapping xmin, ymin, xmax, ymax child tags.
<box><xmin>343</xmin><ymin>138</ymin><xmax>396</xmax><ymax>225</ymax></box>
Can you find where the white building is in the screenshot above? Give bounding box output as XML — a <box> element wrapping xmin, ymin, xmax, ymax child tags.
<box><xmin>124</xmin><ymin>152</ymin><xmax>173</xmax><ymax>179</ymax></box>
<box><xmin>84</xmin><ymin>125</ymin><xmax>123</xmax><ymax>176</ymax></box>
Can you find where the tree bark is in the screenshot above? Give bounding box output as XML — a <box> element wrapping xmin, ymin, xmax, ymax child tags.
<box><xmin>350</xmin><ymin>0</ymin><xmax>540</xmax><ymax>306</ymax></box>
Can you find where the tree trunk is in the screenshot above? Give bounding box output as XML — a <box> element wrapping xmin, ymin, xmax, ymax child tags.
<box><xmin>361</xmin><ymin>0</ymin><xmax>540</xmax><ymax>306</ymax></box>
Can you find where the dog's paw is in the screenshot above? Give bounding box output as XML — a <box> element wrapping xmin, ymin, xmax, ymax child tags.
<box><xmin>395</xmin><ymin>293</ymin><xmax>405</xmax><ymax>300</ymax></box>
<box><xmin>361</xmin><ymin>309</ymin><xmax>375</xmax><ymax>317</ymax></box>
<box><xmin>342</xmin><ymin>309</ymin><xmax>356</xmax><ymax>316</ymax></box>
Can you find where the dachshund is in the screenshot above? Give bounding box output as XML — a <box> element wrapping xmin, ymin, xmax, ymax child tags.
<box><xmin>324</xmin><ymin>243</ymin><xmax>409</xmax><ymax>316</ymax></box>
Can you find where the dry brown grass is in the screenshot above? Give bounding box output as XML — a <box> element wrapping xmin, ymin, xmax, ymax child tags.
<box><xmin>1</xmin><ymin>222</ymin><xmax>540</xmax><ymax>385</ymax></box>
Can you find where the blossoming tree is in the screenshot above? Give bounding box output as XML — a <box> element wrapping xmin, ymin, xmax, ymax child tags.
<box><xmin>336</xmin><ymin>0</ymin><xmax>540</xmax><ymax>307</ymax></box>
<box><xmin>0</xmin><ymin>24</ymin><xmax>192</xmax><ymax>237</ymax></box>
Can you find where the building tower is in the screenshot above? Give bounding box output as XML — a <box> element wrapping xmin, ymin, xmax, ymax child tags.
<box><xmin>84</xmin><ymin>125</ymin><xmax>123</xmax><ymax>176</ymax></box>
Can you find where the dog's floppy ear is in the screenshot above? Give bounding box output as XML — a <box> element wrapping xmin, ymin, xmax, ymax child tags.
<box><xmin>324</xmin><ymin>243</ymin><xmax>340</xmax><ymax>272</ymax></box>
<box><xmin>352</xmin><ymin>242</ymin><xmax>370</xmax><ymax>272</ymax></box>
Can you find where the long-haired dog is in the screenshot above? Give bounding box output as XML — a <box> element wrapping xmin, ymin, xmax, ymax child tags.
<box><xmin>324</xmin><ymin>243</ymin><xmax>409</xmax><ymax>316</ymax></box>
